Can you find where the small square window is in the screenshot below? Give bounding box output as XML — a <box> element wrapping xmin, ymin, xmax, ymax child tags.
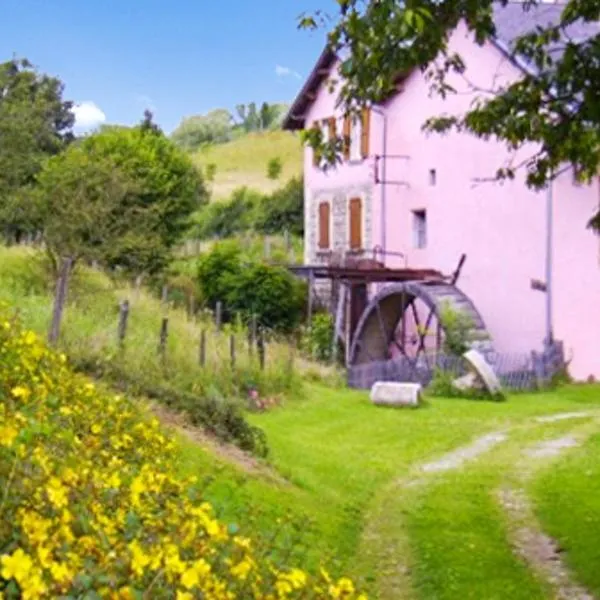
<box><xmin>429</xmin><ymin>169</ymin><xmax>437</xmax><ymax>186</ymax></box>
<box><xmin>412</xmin><ymin>210</ymin><xmax>427</xmax><ymax>249</ymax></box>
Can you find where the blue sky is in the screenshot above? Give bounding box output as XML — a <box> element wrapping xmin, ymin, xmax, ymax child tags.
<box><xmin>0</xmin><ymin>0</ymin><xmax>333</xmax><ymax>133</ymax></box>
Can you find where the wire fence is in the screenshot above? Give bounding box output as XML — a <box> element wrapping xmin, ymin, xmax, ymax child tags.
<box><xmin>347</xmin><ymin>342</ymin><xmax>566</xmax><ymax>392</ymax></box>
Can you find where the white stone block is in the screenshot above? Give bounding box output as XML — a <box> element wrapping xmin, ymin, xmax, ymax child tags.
<box><xmin>463</xmin><ymin>349</ymin><xmax>502</xmax><ymax>395</ymax></box>
<box><xmin>370</xmin><ymin>382</ymin><xmax>422</xmax><ymax>407</ymax></box>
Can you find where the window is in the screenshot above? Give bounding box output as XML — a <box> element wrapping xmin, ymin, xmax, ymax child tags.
<box><xmin>412</xmin><ymin>210</ymin><xmax>427</xmax><ymax>249</ymax></box>
<box><xmin>349</xmin><ymin>197</ymin><xmax>362</xmax><ymax>250</ymax></box>
<box><xmin>349</xmin><ymin>116</ymin><xmax>362</xmax><ymax>161</ymax></box>
<box><xmin>318</xmin><ymin>201</ymin><xmax>331</xmax><ymax>250</ymax></box>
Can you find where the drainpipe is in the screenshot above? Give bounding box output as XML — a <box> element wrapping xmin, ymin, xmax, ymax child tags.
<box><xmin>371</xmin><ymin>105</ymin><xmax>388</xmax><ymax>264</ymax></box>
<box><xmin>545</xmin><ymin>175</ymin><xmax>554</xmax><ymax>347</ymax></box>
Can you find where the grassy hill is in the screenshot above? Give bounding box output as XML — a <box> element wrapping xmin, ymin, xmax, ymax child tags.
<box><xmin>193</xmin><ymin>130</ymin><xmax>303</xmax><ymax>200</ymax></box>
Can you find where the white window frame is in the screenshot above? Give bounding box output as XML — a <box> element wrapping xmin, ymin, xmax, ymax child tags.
<box><xmin>412</xmin><ymin>209</ymin><xmax>427</xmax><ymax>250</ymax></box>
<box><xmin>349</xmin><ymin>115</ymin><xmax>362</xmax><ymax>162</ymax></box>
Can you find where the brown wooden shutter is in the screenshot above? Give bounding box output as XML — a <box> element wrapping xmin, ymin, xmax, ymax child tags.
<box><xmin>328</xmin><ymin>116</ymin><xmax>336</xmax><ymax>140</ymax></box>
<box><xmin>343</xmin><ymin>115</ymin><xmax>351</xmax><ymax>161</ymax></box>
<box><xmin>349</xmin><ymin>197</ymin><xmax>362</xmax><ymax>250</ymax></box>
<box><xmin>361</xmin><ymin>108</ymin><xmax>371</xmax><ymax>158</ymax></box>
<box><xmin>312</xmin><ymin>121</ymin><xmax>320</xmax><ymax>167</ymax></box>
<box><xmin>318</xmin><ymin>202</ymin><xmax>330</xmax><ymax>249</ymax></box>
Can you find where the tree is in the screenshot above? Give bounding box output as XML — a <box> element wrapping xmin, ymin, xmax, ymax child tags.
<box><xmin>170</xmin><ymin>109</ymin><xmax>233</xmax><ymax>150</ymax></box>
<box><xmin>255</xmin><ymin>177</ymin><xmax>304</xmax><ymax>237</ymax></box>
<box><xmin>0</xmin><ymin>58</ymin><xmax>74</xmax><ymax>240</ymax></box>
<box><xmin>33</xmin><ymin>145</ymin><xmax>132</xmax><ymax>344</ymax></box>
<box><xmin>303</xmin><ymin>0</ymin><xmax>600</xmax><ymax>229</ymax></box>
<box><xmin>81</xmin><ymin>121</ymin><xmax>208</xmax><ymax>274</ymax></box>
<box><xmin>266</xmin><ymin>156</ymin><xmax>283</xmax><ymax>180</ymax></box>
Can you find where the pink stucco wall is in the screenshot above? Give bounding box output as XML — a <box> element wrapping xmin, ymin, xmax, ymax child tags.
<box><xmin>303</xmin><ymin>23</ymin><xmax>600</xmax><ymax>380</ymax></box>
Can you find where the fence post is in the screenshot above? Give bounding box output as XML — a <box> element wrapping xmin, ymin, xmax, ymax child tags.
<box><xmin>215</xmin><ymin>301</ymin><xmax>222</xmax><ymax>331</ymax></box>
<box><xmin>117</xmin><ymin>299</ymin><xmax>130</xmax><ymax>348</ymax></box>
<box><xmin>230</xmin><ymin>334</ymin><xmax>236</xmax><ymax>368</ymax></box>
<box><xmin>188</xmin><ymin>294</ymin><xmax>196</xmax><ymax>321</ymax></box>
<box><xmin>248</xmin><ymin>315</ymin><xmax>257</xmax><ymax>358</ymax></box>
<box><xmin>161</xmin><ymin>284</ymin><xmax>169</xmax><ymax>306</ymax></box>
<box><xmin>199</xmin><ymin>330</ymin><xmax>206</xmax><ymax>367</ymax></box>
<box><xmin>257</xmin><ymin>328</ymin><xmax>265</xmax><ymax>370</ymax></box>
<box><xmin>158</xmin><ymin>317</ymin><xmax>168</xmax><ymax>359</ymax></box>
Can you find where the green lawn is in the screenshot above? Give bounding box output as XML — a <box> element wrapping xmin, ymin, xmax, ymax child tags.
<box><xmin>4</xmin><ymin>246</ymin><xmax>600</xmax><ymax>599</ymax></box>
<box><xmin>193</xmin><ymin>130</ymin><xmax>302</xmax><ymax>200</ymax></box>
<box><xmin>530</xmin><ymin>431</ymin><xmax>600</xmax><ymax>596</ymax></box>
<box><xmin>168</xmin><ymin>384</ymin><xmax>600</xmax><ymax>598</ymax></box>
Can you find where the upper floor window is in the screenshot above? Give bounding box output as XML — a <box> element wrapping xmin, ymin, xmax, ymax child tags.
<box><xmin>344</xmin><ymin>108</ymin><xmax>371</xmax><ymax>162</ymax></box>
<box><xmin>313</xmin><ymin>117</ymin><xmax>336</xmax><ymax>167</ymax></box>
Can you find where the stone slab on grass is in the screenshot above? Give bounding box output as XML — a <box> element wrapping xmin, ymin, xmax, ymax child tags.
<box><xmin>370</xmin><ymin>382</ymin><xmax>422</xmax><ymax>407</ymax></box>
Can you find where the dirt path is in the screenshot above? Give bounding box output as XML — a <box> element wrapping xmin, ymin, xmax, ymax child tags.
<box><xmin>499</xmin><ymin>486</ymin><xmax>593</xmax><ymax>600</ymax></box>
<box><xmin>419</xmin><ymin>431</ymin><xmax>507</xmax><ymax>473</ymax></box>
<box><xmin>357</xmin><ymin>411</ymin><xmax>600</xmax><ymax>600</ymax></box>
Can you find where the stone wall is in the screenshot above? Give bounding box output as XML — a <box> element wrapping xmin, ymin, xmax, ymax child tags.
<box><xmin>306</xmin><ymin>183</ymin><xmax>374</xmax><ymax>265</ymax></box>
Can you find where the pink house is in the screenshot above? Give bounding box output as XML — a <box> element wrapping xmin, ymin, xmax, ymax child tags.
<box><xmin>284</xmin><ymin>3</ymin><xmax>600</xmax><ymax>382</ymax></box>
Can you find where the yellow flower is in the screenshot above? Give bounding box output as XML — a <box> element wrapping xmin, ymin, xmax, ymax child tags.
<box><xmin>1</xmin><ymin>548</ymin><xmax>33</xmax><ymax>582</ymax></box>
<box><xmin>230</xmin><ymin>557</ymin><xmax>255</xmax><ymax>580</ymax></box>
<box><xmin>50</xmin><ymin>561</ymin><xmax>72</xmax><ymax>583</ymax></box>
<box><xmin>285</xmin><ymin>568</ymin><xmax>307</xmax><ymax>589</ymax></box>
<box><xmin>0</xmin><ymin>425</ymin><xmax>18</xmax><ymax>447</ymax></box>
<box><xmin>46</xmin><ymin>477</ymin><xmax>68</xmax><ymax>509</ymax></box>
<box><xmin>128</xmin><ymin>540</ymin><xmax>151</xmax><ymax>577</ymax></box>
<box><xmin>180</xmin><ymin>559</ymin><xmax>210</xmax><ymax>590</ymax></box>
<box><xmin>91</xmin><ymin>423</ymin><xmax>102</xmax><ymax>435</ymax></box>
<box><xmin>164</xmin><ymin>546</ymin><xmax>186</xmax><ymax>577</ymax></box>
<box><xmin>20</xmin><ymin>569</ymin><xmax>47</xmax><ymax>600</ymax></box>
<box><xmin>176</xmin><ymin>592</ymin><xmax>194</xmax><ymax>600</ymax></box>
<box><xmin>11</xmin><ymin>385</ymin><xmax>30</xmax><ymax>400</ymax></box>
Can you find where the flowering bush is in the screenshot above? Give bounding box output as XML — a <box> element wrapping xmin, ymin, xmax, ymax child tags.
<box><xmin>0</xmin><ymin>313</ymin><xmax>364</xmax><ymax>599</ymax></box>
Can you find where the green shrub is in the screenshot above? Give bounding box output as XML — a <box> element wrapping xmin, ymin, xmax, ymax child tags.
<box><xmin>438</xmin><ymin>303</ymin><xmax>476</xmax><ymax>356</ymax></box>
<box><xmin>302</xmin><ymin>313</ymin><xmax>335</xmax><ymax>361</ymax></box>
<box><xmin>196</xmin><ymin>241</ymin><xmax>306</xmax><ymax>333</ymax></box>
<box><xmin>266</xmin><ymin>156</ymin><xmax>283</xmax><ymax>180</ymax></box>
<box><xmin>254</xmin><ymin>176</ymin><xmax>303</xmax><ymax>237</ymax></box>
<box><xmin>195</xmin><ymin>187</ymin><xmax>260</xmax><ymax>239</ymax></box>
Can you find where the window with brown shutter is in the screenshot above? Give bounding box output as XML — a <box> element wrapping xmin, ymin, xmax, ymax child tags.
<box><xmin>318</xmin><ymin>202</ymin><xmax>330</xmax><ymax>250</ymax></box>
<box><xmin>343</xmin><ymin>115</ymin><xmax>351</xmax><ymax>161</ymax></box>
<box><xmin>312</xmin><ymin>121</ymin><xmax>320</xmax><ymax>167</ymax></box>
<box><xmin>360</xmin><ymin>108</ymin><xmax>371</xmax><ymax>158</ymax></box>
<box><xmin>328</xmin><ymin>117</ymin><xmax>336</xmax><ymax>140</ymax></box>
<box><xmin>349</xmin><ymin>197</ymin><xmax>362</xmax><ymax>250</ymax></box>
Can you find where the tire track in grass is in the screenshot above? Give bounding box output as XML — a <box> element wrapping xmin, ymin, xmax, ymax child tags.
<box><xmin>498</xmin><ymin>419</ymin><xmax>600</xmax><ymax>600</ymax></box>
<box><xmin>354</xmin><ymin>412</ymin><xmax>600</xmax><ymax>600</ymax></box>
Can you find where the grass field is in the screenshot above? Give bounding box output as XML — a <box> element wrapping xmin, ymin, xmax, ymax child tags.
<box><xmin>166</xmin><ymin>382</ymin><xmax>600</xmax><ymax>598</ymax></box>
<box><xmin>193</xmin><ymin>131</ymin><xmax>303</xmax><ymax>200</ymax></box>
<box><xmin>3</xmin><ymin>245</ymin><xmax>600</xmax><ymax>599</ymax></box>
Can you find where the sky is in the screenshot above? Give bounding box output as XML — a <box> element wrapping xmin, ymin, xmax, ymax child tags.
<box><xmin>0</xmin><ymin>0</ymin><xmax>334</xmax><ymax>133</ymax></box>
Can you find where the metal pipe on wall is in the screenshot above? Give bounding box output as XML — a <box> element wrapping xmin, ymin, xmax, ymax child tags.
<box><xmin>371</xmin><ymin>105</ymin><xmax>388</xmax><ymax>263</ymax></box>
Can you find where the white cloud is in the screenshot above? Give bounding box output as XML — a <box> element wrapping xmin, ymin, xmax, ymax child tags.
<box><xmin>275</xmin><ymin>64</ymin><xmax>301</xmax><ymax>80</ymax></box>
<box><xmin>72</xmin><ymin>101</ymin><xmax>106</xmax><ymax>132</ymax></box>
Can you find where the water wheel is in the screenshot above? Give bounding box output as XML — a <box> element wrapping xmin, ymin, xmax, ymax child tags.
<box><xmin>349</xmin><ymin>281</ymin><xmax>493</xmax><ymax>370</ymax></box>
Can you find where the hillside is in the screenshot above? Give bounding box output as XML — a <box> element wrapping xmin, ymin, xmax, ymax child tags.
<box><xmin>194</xmin><ymin>130</ymin><xmax>303</xmax><ymax>200</ymax></box>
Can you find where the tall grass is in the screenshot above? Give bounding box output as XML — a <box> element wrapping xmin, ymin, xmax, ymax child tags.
<box><xmin>0</xmin><ymin>246</ymin><xmax>341</xmax><ymax>451</ymax></box>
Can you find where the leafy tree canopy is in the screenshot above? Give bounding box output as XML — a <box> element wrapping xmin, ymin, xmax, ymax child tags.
<box><xmin>170</xmin><ymin>109</ymin><xmax>233</xmax><ymax>149</ymax></box>
<box><xmin>81</xmin><ymin>118</ymin><xmax>208</xmax><ymax>273</ymax></box>
<box><xmin>303</xmin><ymin>0</ymin><xmax>600</xmax><ymax>227</ymax></box>
<box><xmin>0</xmin><ymin>58</ymin><xmax>74</xmax><ymax>239</ymax></box>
